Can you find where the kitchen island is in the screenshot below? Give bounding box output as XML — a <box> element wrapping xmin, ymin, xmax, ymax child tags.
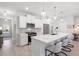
<box><xmin>31</xmin><ymin>33</ymin><xmax>69</xmax><ymax>56</ymax></box>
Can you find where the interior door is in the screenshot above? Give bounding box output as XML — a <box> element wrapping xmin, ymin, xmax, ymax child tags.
<box><xmin>43</xmin><ymin>24</ymin><xmax>50</xmax><ymax>34</ymax></box>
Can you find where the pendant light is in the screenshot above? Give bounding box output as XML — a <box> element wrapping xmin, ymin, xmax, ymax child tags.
<box><xmin>41</xmin><ymin>3</ymin><xmax>46</xmax><ymax>17</ymax></box>
<box><xmin>26</xmin><ymin>6</ymin><xmax>29</xmax><ymax>10</ymax></box>
<box><xmin>41</xmin><ymin>9</ymin><xmax>46</xmax><ymax>16</ymax></box>
<box><xmin>53</xmin><ymin>7</ymin><xmax>57</xmax><ymax>20</ymax></box>
<box><xmin>60</xmin><ymin>11</ymin><xmax>63</xmax><ymax>22</ymax></box>
<box><xmin>60</xmin><ymin>18</ymin><xmax>63</xmax><ymax>21</ymax></box>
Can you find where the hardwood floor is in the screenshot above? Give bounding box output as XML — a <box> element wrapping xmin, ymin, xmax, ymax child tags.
<box><xmin>0</xmin><ymin>38</ymin><xmax>79</xmax><ymax>56</ymax></box>
<box><xmin>70</xmin><ymin>41</ymin><xmax>79</xmax><ymax>56</ymax></box>
<box><xmin>0</xmin><ymin>38</ymin><xmax>32</xmax><ymax>56</ymax></box>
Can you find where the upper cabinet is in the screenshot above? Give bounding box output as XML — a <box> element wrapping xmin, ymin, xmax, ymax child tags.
<box><xmin>19</xmin><ymin>15</ymin><xmax>33</xmax><ymax>28</ymax></box>
<box><xmin>19</xmin><ymin>16</ymin><xmax>26</xmax><ymax>28</ymax></box>
<box><xmin>26</xmin><ymin>15</ymin><xmax>34</xmax><ymax>23</ymax></box>
<box><xmin>19</xmin><ymin>15</ymin><xmax>51</xmax><ymax>28</ymax></box>
<box><xmin>35</xmin><ymin>19</ymin><xmax>43</xmax><ymax>28</ymax></box>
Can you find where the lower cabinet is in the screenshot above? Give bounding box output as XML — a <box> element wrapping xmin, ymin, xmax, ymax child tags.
<box><xmin>19</xmin><ymin>33</ymin><xmax>28</xmax><ymax>46</ymax></box>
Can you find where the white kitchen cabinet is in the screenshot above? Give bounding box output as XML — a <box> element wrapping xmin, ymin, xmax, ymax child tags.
<box><xmin>26</xmin><ymin>15</ymin><xmax>32</xmax><ymax>23</ymax></box>
<box><xmin>26</xmin><ymin>15</ymin><xmax>36</xmax><ymax>23</ymax></box>
<box><xmin>35</xmin><ymin>20</ymin><xmax>43</xmax><ymax>28</ymax></box>
<box><xmin>19</xmin><ymin>33</ymin><xmax>28</xmax><ymax>46</ymax></box>
<box><xmin>19</xmin><ymin>16</ymin><xmax>26</xmax><ymax>28</ymax></box>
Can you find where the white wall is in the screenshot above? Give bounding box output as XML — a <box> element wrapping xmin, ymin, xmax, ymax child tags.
<box><xmin>74</xmin><ymin>16</ymin><xmax>79</xmax><ymax>25</ymax></box>
<box><xmin>58</xmin><ymin>16</ymin><xmax>74</xmax><ymax>33</ymax></box>
<box><xmin>50</xmin><ymin>16</ymin><xmax>74</xmax><ymax>34</ymax></box>
<box><xmin>73</xmin><ymin>16</ymin><xmax>79</xmax><ymax>33</ymax></box>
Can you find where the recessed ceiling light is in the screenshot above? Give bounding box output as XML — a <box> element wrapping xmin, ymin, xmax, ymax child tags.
<box><xmin>60</xmin><ymin>19</ymin><xmax>63</xmax><ymax>21</ymax></box>
<box><xmin>26</xmin><ymin>7</ymin><xmax>29</xmax><ymax>10</ymax></box>
<box><xmin>3</xmin><ymin>10</ymin><xmax>7</xmax><ymax>16</ymax></box>
<box><xmin>53</xmin><ymin>16</ymin><xmax>57</xmax><ymax>19</ymax></box>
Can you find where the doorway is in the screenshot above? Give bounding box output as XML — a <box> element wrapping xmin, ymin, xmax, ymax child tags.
<box><xmin>2</xmin><ymin>18</ymin><xmax>12</xmax><ymax>40</ymax></box>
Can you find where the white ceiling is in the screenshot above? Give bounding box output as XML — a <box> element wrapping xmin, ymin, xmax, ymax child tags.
<box><xmin>0</xmin><ymin>2</ymin><xmax>79</xmax><ymax>17</ymax></box>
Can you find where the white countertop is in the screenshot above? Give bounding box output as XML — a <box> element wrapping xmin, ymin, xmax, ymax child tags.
<box><xmin>32</xmin><ymin>33</ymin><xmax>69</xmax><ymax>44</ymax></box>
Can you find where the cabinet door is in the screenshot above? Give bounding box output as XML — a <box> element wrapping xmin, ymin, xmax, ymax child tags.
<box><xmin>20</xmin><ymin>33</ymin><xmax>28</xmax><ymax>46</ymax></box>
<box><xmin>35</xmin><ymin>20</ymin><xmax>42</xmax><ymax>28</ymax></box>
<box><xmin>19</xmin><ymin>16</ymin><xmax>26</xmax><ymax>28</ymax></box>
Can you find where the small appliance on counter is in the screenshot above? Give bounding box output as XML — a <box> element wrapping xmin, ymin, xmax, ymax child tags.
<box><xmin>51</xmin><ymin>27</ymin><xmax>58</xmax><ymax>35</ymax></box>
<box><xmin>25</xmin><ymin>32</ymin><xmax>37</xmax><ymax>45</ymax></box>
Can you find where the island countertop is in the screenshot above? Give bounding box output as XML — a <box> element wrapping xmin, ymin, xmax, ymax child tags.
<box><xmin>31</xmin><ymin>32</ymin><xmax>69</xmax><ymax>44</ymax></box>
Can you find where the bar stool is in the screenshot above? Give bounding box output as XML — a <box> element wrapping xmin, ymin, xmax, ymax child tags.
<box><xmin>62</xmin><ymin>38</ymin><xmax>71</xmax><ymax>52</ymax></box>
<box><xmin>45</xmin><ymin>41</ymin><xmax>67</xmax><ymax>56</ymax></box>
<box><xmin>67</xmin><ymin>34</ymin><xmax>74</xmax><ymax>48</ymax></box>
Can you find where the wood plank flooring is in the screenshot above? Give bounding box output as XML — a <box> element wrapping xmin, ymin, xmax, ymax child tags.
<box><xmin>0</xmin><ymin>38</ymin><xmax>79</xmax><ymax>56</ymax></box>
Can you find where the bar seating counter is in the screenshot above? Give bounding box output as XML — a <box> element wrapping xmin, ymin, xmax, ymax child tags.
<box><xmin>31</xmin><ymin>33</ymin><xmax>69</xmax><ymax>56</ymax></box>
